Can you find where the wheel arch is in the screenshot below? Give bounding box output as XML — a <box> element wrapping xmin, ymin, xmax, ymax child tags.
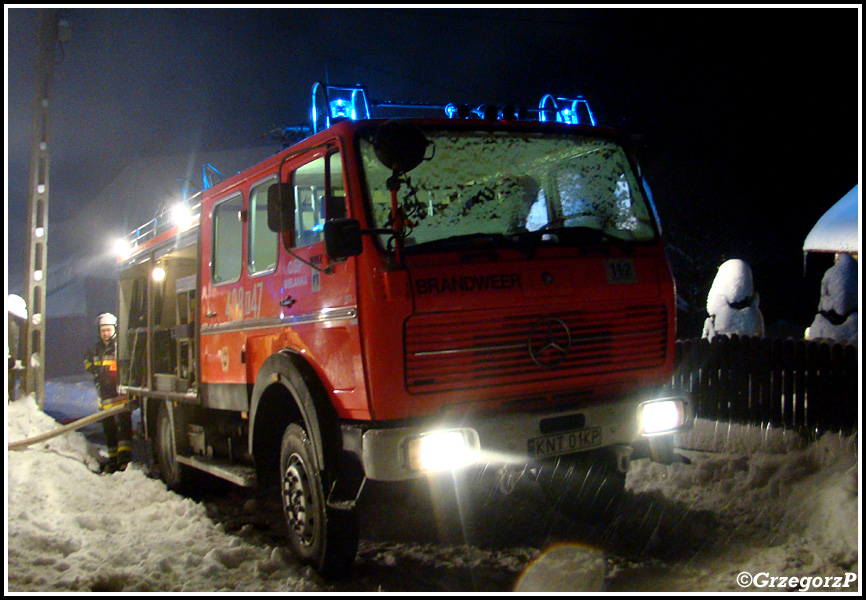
<box><xmin>248</xmin><ymin>350</ymin><xmax>341</xmax><ymax>489</ymax></box>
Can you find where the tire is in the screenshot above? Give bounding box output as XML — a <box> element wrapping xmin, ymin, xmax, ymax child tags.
<box><xmin>280</xmin><ymin>424</ymin><xmax>358</xmax><ymax>578</ymax></box>
<box><xmin>155</xmin><ymin>402</ymin><xmax>190</xmax><ymax>491</ymax></box>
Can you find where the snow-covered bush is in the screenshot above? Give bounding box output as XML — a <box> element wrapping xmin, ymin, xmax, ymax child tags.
<box><xmin>702</xmin><ymin>259</ymin><xmax>765</xmax><ymax>340</ymax></box>
<box><xmin>806</xmin><ymin>253</ymin><xmax>858</xmax><ymax>344</ymax></box>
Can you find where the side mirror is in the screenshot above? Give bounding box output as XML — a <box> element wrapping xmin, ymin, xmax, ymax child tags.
<box><xmin>324</xmin><ymin>218</ymin><xmax>363</xmax><ymax>261</ymax></box>
<box><xmin>267</xmin><ymin>183</ymin><xmax>295</xmax><ymax>233</ymax></box>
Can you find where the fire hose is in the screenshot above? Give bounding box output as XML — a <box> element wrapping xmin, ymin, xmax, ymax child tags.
<box><xmin>8</xmin><ymin>396</ymin><xmax>131</xmax><ymax>451</ymax></box>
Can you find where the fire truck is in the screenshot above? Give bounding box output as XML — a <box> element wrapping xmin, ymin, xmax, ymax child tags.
<box><xmin>114</xmin><ymin>83</ymin><xmax>691</xmax><ymax>576</ymax></box>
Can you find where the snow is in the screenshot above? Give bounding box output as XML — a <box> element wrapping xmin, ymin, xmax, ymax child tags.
<box><xmin>7</xmin><ymin>295</ymin><xmax>27</xmax><ymax>320</ymax></box>
<box><xmin>5</xmin><ymin>382</ymin><xmax>861</xmax><ymax>593</ymax></box>
<box><xmin>702</xmin><ymin>259</ymin><xmax>765</xmax><ymax>340</ymax></box>
<box><xmin>807</xmin><ymin>253</ymin><xmax>859</xmax><ymax>344</ymax></box>
<box><xmin>804</xmin><ymin>185</ymin><xmax>859</xmax><ymax>255</ymax></box>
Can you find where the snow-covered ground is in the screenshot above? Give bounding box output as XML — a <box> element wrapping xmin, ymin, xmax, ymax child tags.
<box><xmin>5</xmin><ymin>380</ymin><xmax>861</xmax><ymax>593</ymax></box>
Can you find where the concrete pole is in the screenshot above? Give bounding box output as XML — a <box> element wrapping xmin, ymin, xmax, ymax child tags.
<box><xmin>23</xmin><ymin>9</ymin><xmax>60</xmax><ymax>408</ymax></box>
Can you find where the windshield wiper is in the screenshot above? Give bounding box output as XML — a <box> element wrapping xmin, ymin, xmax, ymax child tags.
<box><xmin>406</xmin><ymin>232</ymin><xmax>516</xmax><ymax>253</ymax></box>
<box><xmin>406</xmin><ymin>227</ymin><xmax>640</xmax><ymax>256</ymax></box>
<box><xmin>521</xmin><ymin>226</ymin><xmax>637</xmax><ymax>249</ymax></box>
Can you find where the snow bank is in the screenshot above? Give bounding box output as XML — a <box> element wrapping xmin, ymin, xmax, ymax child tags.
<box><xmin>5</xmin><ymin>396</ymin><xmax>535</xmax><ymax>592</ymax></box>
<box><xmin>5</xmin><ymin>396</ymin><xmax>319</xmax><ymax>592</ymax></box>
<box><xmin>626</xmin><ymin>418</ymin><xmax>859</xmax><ymax>590</ymax></box>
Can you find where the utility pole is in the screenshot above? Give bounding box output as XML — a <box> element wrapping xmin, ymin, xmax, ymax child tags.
<box><xmin>23</xmin><ymin>10</ymin><xmax>65</xmax><ymax>408</ymax></box>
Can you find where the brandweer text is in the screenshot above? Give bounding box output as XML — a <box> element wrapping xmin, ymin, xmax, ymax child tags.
<box><xmin>415</xmin><ymin>273</ymin><xmax>522</xmax><ymax>295</ymax></box>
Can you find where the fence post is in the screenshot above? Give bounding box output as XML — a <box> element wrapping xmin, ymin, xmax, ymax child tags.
<box><xmin>769</xmin><ymin>338</ymin><xmax>784</xmax><ymax>428</ymax></box>
<box><xmin>842</xmin><ymin>344</ymin><xmax>858</xmax><ymax>434</ymax></box>
<box><xmin>707</xmin><ymin>336</ymin><xmax>720</xmax><ymax>421</ymax></box>
<box><xmin>780</xmin><ymin>339</ymin><xmax>794</xmax><ymax>429</ymax></box>
<box><xmin>793</xmin><ymin>340</ymin><xmax>808</xmax><ymax>432</ymax></box>
<box><xmin>732</xmin><ymin>335</ymin><xmax>749</xmax><ymax>424</ymax></box>
<box><xmin>756</xmin><ymin>337</ymin><xmax>772</xmax><ymax>429</ymax></box>
<box><xmin>811</xmin><ymin>342</ymin><xmax>830</xmax><ymax>434</ymax></box>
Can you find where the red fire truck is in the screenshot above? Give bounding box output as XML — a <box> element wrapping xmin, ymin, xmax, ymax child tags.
<box><xmin>115</xmin><ymin>83</ymin><xmax>691</xmax><ymax>576</ymax></box>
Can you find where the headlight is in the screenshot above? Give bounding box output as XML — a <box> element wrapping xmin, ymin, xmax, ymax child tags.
<box><xmin>638</xmin><ymin>398</ymin><xmax>686</xmax><ymax>436</ymax></box>
<box><xmin>405</xmin><ymin>429</ymin><xmax>480</xmax><ymax>473</ymax></box>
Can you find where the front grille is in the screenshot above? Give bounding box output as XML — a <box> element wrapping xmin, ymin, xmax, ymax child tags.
<box><xmin>405</xmin><ymin>304</ymin><xmax>668</xmax><ymax>393</ymax></box>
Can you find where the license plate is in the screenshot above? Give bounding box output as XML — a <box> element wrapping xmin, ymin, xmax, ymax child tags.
<box><xmin>527</xmin><ymin>427</ymin><xmax>602</xmax><ymax>459</ymax></box>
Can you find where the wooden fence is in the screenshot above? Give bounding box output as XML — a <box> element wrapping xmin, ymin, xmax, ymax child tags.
<box><xmin>672</xmin><ymin>336</ymin><xmax>859</xmax><ymax>435</ymax></box>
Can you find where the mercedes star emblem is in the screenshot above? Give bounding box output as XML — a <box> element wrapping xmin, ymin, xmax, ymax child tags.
<box><xmin>528</xmin><ymin>317</ymin><xmax>571</xmax><ymax>368</ymax></box>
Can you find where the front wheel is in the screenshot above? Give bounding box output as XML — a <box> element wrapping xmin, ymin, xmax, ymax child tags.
<box><xmin>280</xmin><ymin>424</ymin><xmax>358</xmax><ymax>578</ymax></box>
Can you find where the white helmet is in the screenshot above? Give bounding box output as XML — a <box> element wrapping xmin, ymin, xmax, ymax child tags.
<box><xmin>97</xmin><ymin>313</ymin><xmax>118</xmax><ymax>328</ymax></box>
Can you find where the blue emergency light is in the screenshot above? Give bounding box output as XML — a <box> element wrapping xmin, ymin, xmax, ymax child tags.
<box><xmin>538</xmin><ymin>94</ymin><xmax>597</xmax><ymax>126</ymax></box>
<box><xmin>311</xmin><ymin>82</ymin><xmax>371</xmax><ymax>133</ymax></box>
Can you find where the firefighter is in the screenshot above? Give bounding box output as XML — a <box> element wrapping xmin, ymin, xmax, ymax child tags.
<box><xmin>84</xmin><ymin>312</ymin><xmax>132</xmax><ymax>473</ymax></box>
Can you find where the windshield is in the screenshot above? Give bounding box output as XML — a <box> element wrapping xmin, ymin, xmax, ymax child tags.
<box><xmin>359</xmin><ymin>128</ymin><xmax>658</xmax><ymax>252</ymax></box>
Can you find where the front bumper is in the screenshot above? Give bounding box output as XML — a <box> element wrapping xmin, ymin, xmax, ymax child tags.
<box><xmin>349</xmin><ymin>395</ymin><xmax>692</xmax><ymax>481</ymax></box>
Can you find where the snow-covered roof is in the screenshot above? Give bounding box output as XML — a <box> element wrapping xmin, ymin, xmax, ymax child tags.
<box><xmin>803</xmin><ymin>185</ymin><xmax>859</xmax><ymax>254</ymax></box>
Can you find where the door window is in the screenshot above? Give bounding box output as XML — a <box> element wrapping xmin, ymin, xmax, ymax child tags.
<box><xmin>248</xmin><ymin>177</ymin><xmax>278</xmax><ymax>275</ymax></box>
<box><xmin>289</xmin><ymin>152</ymin><xmax>345</xmax><ymax>248</ymax></box>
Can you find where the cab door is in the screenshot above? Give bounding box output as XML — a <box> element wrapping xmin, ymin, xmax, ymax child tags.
<box><xmin>268</xmin><ymin>148</ymin><xmax>363</xmax><ymax>403</ymax></box>
<box><xmin>199</xmin><ymin>187</ymin><xmax>250</xmax><ymax>408</ymax></box>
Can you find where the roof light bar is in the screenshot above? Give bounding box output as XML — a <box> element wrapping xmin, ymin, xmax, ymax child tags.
<box><xmin>308</xmin><ymin>82</ymin><xmax>596</xmax><ymax>129</ymax></box>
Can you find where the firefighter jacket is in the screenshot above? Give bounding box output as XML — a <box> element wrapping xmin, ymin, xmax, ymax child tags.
<box><xmin>84</xmin><ymin>337</ymin><xmax>118</xmax><ymax>406</ymax></box>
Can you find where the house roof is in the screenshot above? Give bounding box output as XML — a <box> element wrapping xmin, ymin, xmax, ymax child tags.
<box><xmin>803</xmin><ymin>185</ymin><xmax>859</xmax><ymax>254</ymax></box>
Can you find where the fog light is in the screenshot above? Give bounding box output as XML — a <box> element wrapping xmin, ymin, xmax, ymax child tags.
<box><xmin>639</xmin><ymin>399</ymin><xmax>685</xmax><ymax>436</ymax></box>
<box><xmin>406</xmin><ymin>429</ymin><xmax>480</xmax><ymax>473</ymax></box>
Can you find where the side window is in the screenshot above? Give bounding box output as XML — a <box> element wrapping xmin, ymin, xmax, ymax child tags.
<box><xmin>212</xmin><ymin>194</ymin><xmax>243</xmax><ymax>284</ymax></box>
<box><xmin>290</xmin><ymin>151</ymin><xmax>346</xmax><ymax>247</ymax></box>
<box><xmin>248</xmin><ymin>177</ymin><xmax>278</xmax><ymax>275</ymax></box>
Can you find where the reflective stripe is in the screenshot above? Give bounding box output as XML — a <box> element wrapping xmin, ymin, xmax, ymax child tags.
<box><xmin>201</xmin><ymin>306</ymin><xmax>358</xmax><ymax>335</ymax></box>
<box><xmin>87</xmin><ymin>358</ymin><xmax>117</xmax><ymax>369</ymax></box>
<box><xmin>100</xmin><ymin>398</ymin><xmax>127</xmax><ymax>410</ymax></box>
<box><xmin>91</xmin><ymin>358</ymin><xmax>116</xmax><ymax>366</ymax></box>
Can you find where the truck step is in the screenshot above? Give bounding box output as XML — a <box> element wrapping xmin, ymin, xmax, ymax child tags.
<box><xmin>176</xmin><ymin>454</ymin><xmax>257</xmax><ymax>487</ymax></box>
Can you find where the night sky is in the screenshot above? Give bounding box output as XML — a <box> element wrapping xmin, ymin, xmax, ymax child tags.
<box><xmin>6</xmin><ymin>7</ymin><xmax>860</xmax><ymax>337</ymax></box>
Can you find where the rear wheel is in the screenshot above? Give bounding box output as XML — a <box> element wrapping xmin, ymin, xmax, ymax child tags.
<box><xmin>280</xmin><ymin>424</ymin><xmax>358</xmax><ymax>578</ymax></box>
<box><xmin>156</xmin><ymin>401</ymin><xmax>189</xmax><ymax>491</ymax></box>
